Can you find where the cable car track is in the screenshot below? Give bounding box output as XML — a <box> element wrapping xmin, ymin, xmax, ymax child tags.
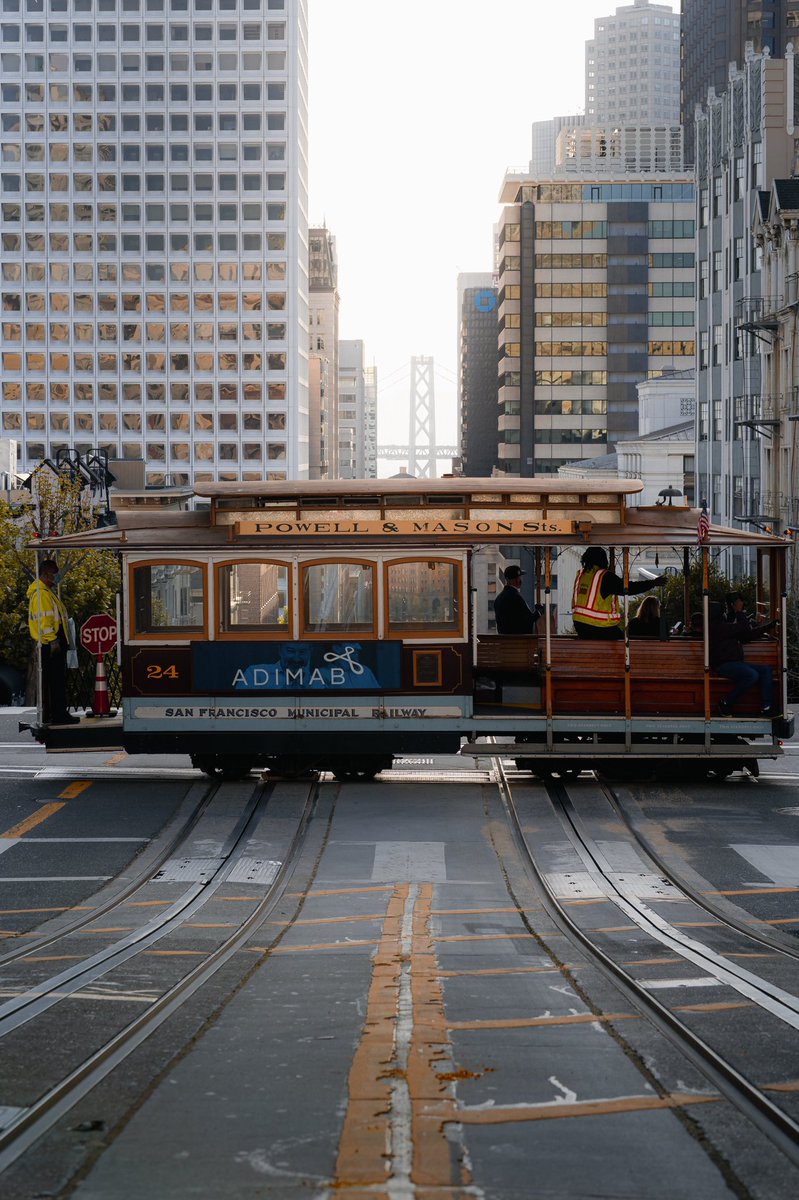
<box><xmin>493</xmin><ymin>756</ymin><xmax>799</xmax><ymax>1167</ymax></box>
<box><xmin>0</xmin><ymin>777</ymin><xmax>220</xmax><ymax>969</ymax></box>
<box><xmin>597</xmin><ymin>776</ymin><xmax>799</xmax><ymax>963</ymax></box>
<box><xmin>0</xmin><ymin>775</ymin><xmax>320</xmax><ymax>1174</ymax></box>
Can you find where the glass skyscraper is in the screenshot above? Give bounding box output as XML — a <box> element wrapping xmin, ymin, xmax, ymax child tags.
<box><xmin>0</xmin><ymin>0</ymin><xmax>309</xmax><ymax>483</ymax></box>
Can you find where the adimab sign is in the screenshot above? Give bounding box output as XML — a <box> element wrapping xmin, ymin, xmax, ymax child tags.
<box><xmin>193</xmin><ymin>640</ymin><xmax>402</xmax><ymax>693</ymax></box>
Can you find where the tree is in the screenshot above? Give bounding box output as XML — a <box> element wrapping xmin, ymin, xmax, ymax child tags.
<box><xmin>0</xmin><ymin>467</ymin><xmax>120</xmax><ymax>673</ymax></box>
<box><xmin>659</xmin><ymin>559</ymin><xmax>756</xmax><ymax>629</ymax></box>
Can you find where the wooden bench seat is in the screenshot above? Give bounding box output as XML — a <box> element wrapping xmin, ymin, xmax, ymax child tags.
<box><xmin>477</xmin><ymin>633</ymin><xmax>779</xmax><ymax>716</ymax></box>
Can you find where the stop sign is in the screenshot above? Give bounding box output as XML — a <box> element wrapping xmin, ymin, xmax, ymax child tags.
<box><xmin>80</xmin><ymin>614</ymin><xmax>118</xmax><ymax>657</ymax></box>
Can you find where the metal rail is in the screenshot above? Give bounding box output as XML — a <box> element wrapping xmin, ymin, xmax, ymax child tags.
<box><xmin>547</xmin><ymin>782</ymin><xmax>799</xmax><ymax>1027</ymax></box>
<box><xmin>492</xmin><ymin>756</ymin><xmax>799</xmax><ymax>1166</ymax></box>
<box><xmin>599</xmin><ymin>779</ymin><xmax>799</xmax><ymax>962</ymax></box>
<box><xmin>0</xmin><ymin>781</ymin><xmax>269</xmax><ymax>1034</ymax></box>
<box><xmin>0</xmin><ymin>777</ymin><xmax>319</xmax><ymax>1174</ymax></box>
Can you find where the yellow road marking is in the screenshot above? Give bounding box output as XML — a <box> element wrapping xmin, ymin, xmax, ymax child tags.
<box><xmin>722</xmin><ymin>952</ymin><xmax>779</xmax><ymax>959</ymax></box>
<box><xmin>622</xmin><ymin>957</ymin><xmax>679</xmax><ymax>966</ymax></box>
<box><xmin>288</xmin><ymin>885</ymin><xmax>392</xmax><ymax>898</ymax></box>
<box><xmin>0</xmin><ymin>905</ymin><xmax>92</xmax><ymax>915</ymax></box>
<box><xmin>439</xmin><ymin>965</ymin><xmax>578</xmax><ymax>978</ymax></box>
<box><xmin>184</xmin><ymin>922</ymin><xmax>236</xmax><ymax>929</ymax></box>
<box><xmin>673</xmin><ymin>1001</ymin><xmax>754</xmax><ymax>1013</ymax></box>
<box><xmin>750</xmin><ymin>917</ymin><xmax>799</xmax><ymax>926</ymax></box>
<box><xmin>144</xmin><ymin>950</ymin><xmax>207</xmax><ymax>957</ymax></box>
<box><xmin>1</xmin><ymin>802</ymin><xmax>65</xmax><ymax>839</ymax></box>
<box><xmin>435</xmin><ymin>933</ymin><xmax>535</xmax><ymax>943</ymax></box>
<box><xmin>23</xmin><ymin>955</ymin><xmax>82</xmax><ymax>962</ymax></box>
<box><xmin>451</xmin><ymin>1092</ymin><xmax>720</xmax><ymax>1125</ymax></box>
<box><xmin>449</xmin><ymin>1012</ymin><xmax>639</xmax><ymax>1031</ymax></box>
<box><xmin>59</xmin><ymin>781</ymin><xmax>92</xmax><ymax>799</ymax></box>
<box><xmin>704</xmin><ymin>887</ymin><xmax>799</xmax><ymax>896</ymax></box>
<box><xmin>104</xmin><ymin>752</ymin><xmax>127</xmax><ymax>766</ymax></box>
<box><xmin>431</xmin><ymin>907</ymin><xmax>520</xmax><ymax>916</ymax></box>
<box><xmin>764</xmin><ymin>1079</ymin><xmax>799</xmax><ymax>1093</ymax></box>
<box><xmin>673</xmin><ymin>921</ymin><xmax>721</xmax><ymax>928</ymax></box>
<box><xmin>334</xmin><ymin>884</ymin><xmax>465</xmax><ymax>1190</ymax></box>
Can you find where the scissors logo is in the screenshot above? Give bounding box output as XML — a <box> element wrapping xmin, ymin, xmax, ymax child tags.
<box><xmin>322</xmin><ymin>645</ymin><xmax>364</xmax><ymax>675</ymax></box>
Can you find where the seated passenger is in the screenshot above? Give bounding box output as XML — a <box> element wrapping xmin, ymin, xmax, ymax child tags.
<box><xmin>628</xmin><ymin>595</ymin><xmax>664</xmax><ymax>639</ymax></box>
<box><xmin>572</xmin><ymin>548</ymin><xmax>666</xmax><ymax>640</ymax></box>
<box><xmin>493</xmin><ymin>565</ymin><xmax>543</xmax><ymax>635</ymax></box>
<box><xmin>682</xmin><ymin>611</ymin><xmax>703</xmax><ymax>638</ymax></box>
<box><xmin>708</xmin><ymin>601</ymin><xmax>778</xmax><ymax>716</ymax></box>
<box><xmin>724</xmin><ymin>591</ymin><xmax>770</xmax><ymax>638</ymax></box>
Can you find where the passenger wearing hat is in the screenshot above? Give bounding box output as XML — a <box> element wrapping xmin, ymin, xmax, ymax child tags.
<box><xmin>493</xmin><ymin>565</ymin><xmax>544</xmax><ymax>635</ymax></box>
<box><xmin>572</xmin><ymin>547</ymin><xmax>667</xmax><ymax>640</ymax></box>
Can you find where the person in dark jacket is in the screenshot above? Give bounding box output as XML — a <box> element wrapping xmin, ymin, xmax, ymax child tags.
<box><xmin>708</xmin><ymin>600</ymin><xmax>777</xmax><ymax>715</ymax></box>
<box><xmin>493</xmin><ymin>565</ymin><xmax>543</xmax><ymax>634</ymax></box>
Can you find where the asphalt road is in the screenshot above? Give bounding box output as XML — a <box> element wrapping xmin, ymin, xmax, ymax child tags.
<box><xmin>0</xmin><ymin>710</ymin><xmax>797</xmax><ymax>1199</ymax></box>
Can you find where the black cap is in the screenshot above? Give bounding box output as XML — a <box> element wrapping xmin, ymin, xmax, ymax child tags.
<box><xmin>504</xmin><ymin>565</ymin><xmax>525</xmax><ymax>581</ymax></box>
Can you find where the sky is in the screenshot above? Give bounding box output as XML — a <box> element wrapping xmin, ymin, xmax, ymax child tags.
<box><xmin>307</xmin><ymin>0</ymin><xmax>677</xmax><ymax>465</ymax></box>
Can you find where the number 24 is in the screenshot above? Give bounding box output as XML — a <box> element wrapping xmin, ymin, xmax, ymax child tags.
<box><xmin>147</xmin><ymin>664</ymin><xmax>180</xmax><ymax>680</ymax></box>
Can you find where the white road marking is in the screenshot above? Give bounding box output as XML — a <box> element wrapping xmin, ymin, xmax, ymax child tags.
<box><xmin>731</xmin><ymin>844</ymin><xmax>799</xmax><ymax>886</ymax></box>
<box><xmin>388</xmin><ymin>883</ymin><xmax>416</xmax><ymax>1199</ymax></box>
<box><xmin>0</xmin><ymin>840</ymin><xmax>20</xmax><ymax>857</ymax></box>
<box><xmin>372</xmin><ymin>841</ymin><xmax>447</xmax><ymax>882</ymax></box>
<box><xmin>548</xmin><ymin>1076</ymin><xmax>578</xmax><ymax>1104</ymax></box>
<box><xmin>639</xmin><ymin>977</ymin><xmax>723</xmax><ymax>990</ymax></box>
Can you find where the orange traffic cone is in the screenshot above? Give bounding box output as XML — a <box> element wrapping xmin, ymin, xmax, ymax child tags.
<box><xmin>92</xmin><ymin>655</ymin><xmax>111</xmax><ymax>717</ymax></box>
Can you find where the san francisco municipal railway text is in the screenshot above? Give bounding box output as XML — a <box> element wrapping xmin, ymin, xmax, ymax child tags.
<box><xmin>156</xmin><ymin>706</ymin><xmax>438</xmax><ymax>719</ymax></box>
<box><xmin>236</xmin><ymin>518</ymin><xmax>575</xmax><ymax>537</ymax></box>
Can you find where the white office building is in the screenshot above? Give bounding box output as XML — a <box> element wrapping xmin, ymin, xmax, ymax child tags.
<box><xmin>0</xmin><ymin>0</ymin><xmax>309</xmax><ymax>484</ymax></box>
<box><xmin>338</xmin><ymin>340</ymin><xmax>377</xmax><ymax>479</ymax></box>
<box><xmin>586</xmin><ymin>0</ymin><xmax>680</xmax><ymax>127</ymax></box>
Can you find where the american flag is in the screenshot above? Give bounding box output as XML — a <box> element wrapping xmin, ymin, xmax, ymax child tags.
<box><xmin>697</xmin><ymin>501</ymin><xmax>710</xmax><ymax>544</ymax></box>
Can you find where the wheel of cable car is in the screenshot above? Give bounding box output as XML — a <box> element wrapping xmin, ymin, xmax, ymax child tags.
<box><xmin>705</xmin><ymin>762</ymin><xmax>736</xmax><ymax>781</ymax></box>
<box><xmin>331</xmin><ymin>756</ymin><xmax>390</xmax><ymax>783</ymax></box>
<box><xmin>264</xmin><ymin>757</ymin><xmax>318</xmax><ymax>780</ymax></box>
<box><xmin>192</xmin><ymin>755</ymin><xmax>254</xmax><ymax>781</ymax></box>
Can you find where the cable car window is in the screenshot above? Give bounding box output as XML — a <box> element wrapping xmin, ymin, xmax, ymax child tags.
<box><xmin>218</xmin><ymin>561</ymin><xmax>289</xmax><ymax>634</ymax></box>
<box><xmin>302</xmin><ymin>562</ymin><xmax>374</xmax><ymax>635</ymax></box>
<box><xmin>386</xmin><ymin>561</ymin><xmax>461</xmax><ymax>634</ymax></box>
<box><xmin>132</xmin><ymin>562</ymin><xmax>205</xmax><ymax>635</ymax></box>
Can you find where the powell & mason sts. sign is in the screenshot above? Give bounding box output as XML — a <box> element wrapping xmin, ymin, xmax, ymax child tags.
<box><xmin>236</xmin><ymin>518</ymin><xmax>577</xmax><ymax>538</ymax></box>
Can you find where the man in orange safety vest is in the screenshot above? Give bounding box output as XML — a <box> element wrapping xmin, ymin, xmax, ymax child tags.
<box><xmin>572</xmin><ymin>547</ymin><xmax>666</xmax><ymax>640</ymax></box>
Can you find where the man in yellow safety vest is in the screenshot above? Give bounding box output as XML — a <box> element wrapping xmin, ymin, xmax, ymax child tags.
<box><xmin>27</xmin><ymin>559</ymin><xmax>78</xmax><ymax>724</ymax></box>
<box><xmin>572</xmin><ymin>547</ymin><xmax>666</xmax><ymax>640</ymax></box>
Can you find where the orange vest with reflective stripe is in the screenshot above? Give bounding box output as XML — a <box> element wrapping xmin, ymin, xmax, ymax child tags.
<box><xmin>572</xmin><ymin>567</ymin><xmax>621</xmax><ymax>628</ymax></box>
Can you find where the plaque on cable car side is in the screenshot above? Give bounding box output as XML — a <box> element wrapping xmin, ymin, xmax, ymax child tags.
<box><xmin>127</xmin><ymin>647</ymin><xmax>193</xmax><ymax>695</ymax></box>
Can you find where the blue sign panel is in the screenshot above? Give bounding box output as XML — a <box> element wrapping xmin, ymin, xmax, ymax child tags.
<box><xmin>475</xmin><ymin>289</ymin><xmax>497</xmax><ymax>313</ymax></box>
<box><xmin>193</xmin><ymin>641</ymin><xmax>403</xmax><ymax>693</ymax></box>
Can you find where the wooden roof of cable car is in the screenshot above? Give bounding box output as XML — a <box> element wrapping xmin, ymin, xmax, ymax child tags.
<box><xmin>193</xmin><ymin>477</ymin><xmax>644</xmax><ymax>499</ymax></box>
<box><xmin>31</xmin><ymin>476</ymin><xmax>788</xmax><ymax>552</ymax></box>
